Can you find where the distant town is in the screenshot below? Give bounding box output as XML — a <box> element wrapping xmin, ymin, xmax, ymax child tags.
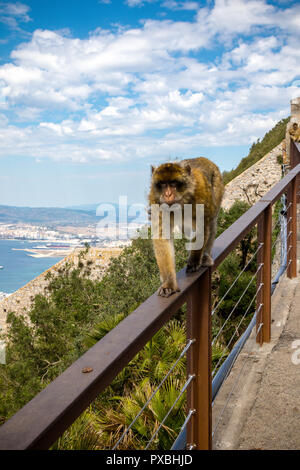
<box><xmin>0</xmin><ymin>223</ymin><xmax>92</xmax><ymax>243</ymax></box>
<box><xmin>0</xmin><ymin>221</ymin><xmax>146</xmax><ymax>255</ymax></box>
<box><xmin>0</xmin><ymin>204</ymin><xmax>149</xmax><ymax>259</ymax></box>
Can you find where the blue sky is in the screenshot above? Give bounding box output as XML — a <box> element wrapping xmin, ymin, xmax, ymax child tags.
<box><xmin>0</xmin><ymin>0</ymin><xmax>300</xmax><ymax>207</ymax></box>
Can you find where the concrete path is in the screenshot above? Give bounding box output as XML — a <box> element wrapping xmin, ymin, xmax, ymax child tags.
<box><xmin>212</xmin><ymin>248</ymin><xmax>300</xmax><ymax>450</ymax></box>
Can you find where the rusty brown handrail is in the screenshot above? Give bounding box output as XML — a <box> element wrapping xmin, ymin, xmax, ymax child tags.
<box><xmin>0</xmin><ymin>149</ymin><xmax>299</xmax><ymax>451</ymax></box>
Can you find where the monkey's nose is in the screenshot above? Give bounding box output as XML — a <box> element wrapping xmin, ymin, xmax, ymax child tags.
<box><xmin>165</xmin><ymin>195</ymin><xmax>175</xmax><ymax>203</ymax></box>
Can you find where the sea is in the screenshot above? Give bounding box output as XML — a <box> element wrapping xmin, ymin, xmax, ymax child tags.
<box><xmin>0</xmin><ymin>239</ymin><xmax>64</xmax><ymax>295</ymax></box>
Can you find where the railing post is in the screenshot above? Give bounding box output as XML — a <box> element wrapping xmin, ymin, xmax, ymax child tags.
<box><xmin>290</xmin><ymin>140</ymin><xmax>300</xmax><ymax>204</ymax></box>
<box><xmin>256</xmin><ymin>205</ymin><xmax>272</xmax><ymax>344</ymax></box>
<box><xmin>256</xmin><ymin>216</ymin><xmax>263</xmax><ymax>346</ymax></box>
<box><xmin>287</xmin><ymin>176</ymin><xmax>297</xmax><ymax>279</ymax></box>
<box><xmin>186</xmin><ymin>268</ymin><xmax>212</xmax><ymax>450</ymax></box>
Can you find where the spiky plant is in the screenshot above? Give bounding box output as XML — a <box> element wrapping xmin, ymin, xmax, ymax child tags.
<box><xmin>51</xmin><ymin>409</ymin><xmax>101</xmax><ymax>450</ymax></box>
<box><xmin>95</xmin><ymin>377</ymin><xmax>186</xmax><ymax>450</ymax></box>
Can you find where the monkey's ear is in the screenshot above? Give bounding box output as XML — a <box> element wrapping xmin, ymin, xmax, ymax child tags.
<box><xmin>151</xmin><ymin>165</ymin><xmax>156</xmax><ymax>174</ymax></box>
<box><xmin>184</xmin><ymin>163</ymin><xmax>191</xmax><ymax>175</ymax></box>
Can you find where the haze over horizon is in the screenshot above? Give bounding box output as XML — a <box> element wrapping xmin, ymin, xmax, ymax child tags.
<box><xmin>0</xmin><ymin>0</ymin><xmax>300</xmax><ymax>207</ymax></box>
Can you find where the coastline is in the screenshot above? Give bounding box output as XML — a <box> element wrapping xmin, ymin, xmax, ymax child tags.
<box><xmin>12</xmin><ymin>247</ymin><xmax>74</xmax><ymax>258</ymax></box>
<box><xmin>0</xmin><ymin>292</ymin><xmax>10</xmax><ymax>301</ymax></box>
<box><xmin>2</xmin><ymin>237</ymin><xmax>77</xmax><ymax>259</ymax></box>
<box><xmin>0</xmin><ymin>239</ymin><xmax>67</xmax><ymax>295</ymax></box>
<box><xmin>0</xmin><ymin>246</ymin><xmax>123</xmax><ymax>333</ymax></box>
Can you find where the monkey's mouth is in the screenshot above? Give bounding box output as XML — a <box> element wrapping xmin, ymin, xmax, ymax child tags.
<box><xmin>159</xmin><ymin>195</ymin><xmax>178</xmax><ymax>205</ymax></box>
<box><xmin>161</xmin><ymin>198</ymin><xmax>177</xmax><ymax>205</ymax></box>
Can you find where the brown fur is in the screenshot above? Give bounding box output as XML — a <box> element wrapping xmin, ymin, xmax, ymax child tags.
<box><xmin>149</xmin><ymin>157</ymin><xmax>224</xmax><ymax>297</ymax></box>
<box><xmin>289</xmin><ymin>122</ymin><xmax>300</xmax><ymax>142</ymax></box>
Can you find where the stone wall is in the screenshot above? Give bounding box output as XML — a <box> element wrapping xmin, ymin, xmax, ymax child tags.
<box><xmin>0</xmin><ymin>247</ymin><xmax>122</xmax><ymax>333</ymax></box>
<box><xmin>222</xmin><ymin>140</ymin><xmax>285</xmax><ymax>210</ymax></box>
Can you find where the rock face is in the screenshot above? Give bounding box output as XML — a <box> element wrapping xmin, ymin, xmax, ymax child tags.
<box><xmin>222</xmin><ymin>141</ymin><xmax>285</xmax><ymax>211</ymax></box>
<box><xmin>0</xmin><ymin>247</ymin><xmax>122</xmax><ymax>333</ymax></box>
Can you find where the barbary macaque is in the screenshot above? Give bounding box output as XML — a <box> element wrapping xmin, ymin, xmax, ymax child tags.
<box><xmin>289</xmin><ymin>122</ymin><xmax>300</xmax><ymax>142</ymax></box>
<box><xmin>148</xmin><ymin>157</ymin><xmax>224</xmax><ymax>297</ymax></box>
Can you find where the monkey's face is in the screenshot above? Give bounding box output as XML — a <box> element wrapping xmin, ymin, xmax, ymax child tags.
<box><xmin>151</xmin><ymin>163</ymin><xmax>191</xmax><ymax>205</ymax></box>
<box><xmin>157</xmin><ymin>180</ymin><xmax>181</xmax><ymax>204</ymax></box>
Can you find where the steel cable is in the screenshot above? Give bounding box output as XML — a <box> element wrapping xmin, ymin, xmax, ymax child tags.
<box><xmin>212</xmin><ymin>263</ymin><xmax>263</xmax><ymax>347</ymax></box>
<box><xmin>212</xmin><ymin>292</ymin><xmax>263</xmax><ymax>378</ymax></box>
<box><xmin>145</xmin><ymin>374</ymin><xmax>195</xmax><ymax>450</ymax></box>
<box><xmin>112</xmin><ymin>338</ymin><xmax>195</xmax><ymax>449</ymax></box>
<box><xmin>212</xmin><ymin>243</ymin><xmax>263</xmax><ymax>317</ymax></box>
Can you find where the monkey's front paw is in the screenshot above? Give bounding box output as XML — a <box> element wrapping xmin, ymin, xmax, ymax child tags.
<box><xmin>202</xmin><ymin>254</ymin><xmax>214</xmax><ymax>267</ymax></box>
<box><xmin>158</xmin><ymin>282</ymin><xmax>180</xmax><ymax>298</ymax></box>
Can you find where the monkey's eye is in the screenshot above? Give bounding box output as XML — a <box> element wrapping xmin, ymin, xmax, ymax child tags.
<box><xmin>170</xmin><ymin>180</ymin><xmax>184</xmax><ymax>189</ymax></box>
<box><xmin>155</xmin><ymin>182</ymin><xmax>166</xmax><ymax>190</ymax></box>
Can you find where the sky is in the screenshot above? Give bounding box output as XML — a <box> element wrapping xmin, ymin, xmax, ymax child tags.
<box><xmin>0</xmin><ymin>0</ymin><xmax>300</xmax><ymax>207</ymax></box>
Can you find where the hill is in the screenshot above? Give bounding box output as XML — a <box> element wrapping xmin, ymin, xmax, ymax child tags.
<box><xmin>222</xmin><ymin>117</ymin><xmax>289</xmax><ymax>184</ymax></box>
<box><xmin>0</xmin><ymin>203</ymin><xmax>148</xmax><ymax>227</ymax></box>
<box><xmin>0</xmin><ymin>205</ymin><xmax>99</xmax><ymax>227</ymax></box>
<box><xmin>65</xmin><ymin>203</ymin><xmax>100</xmax><ymax>212</ymax></box>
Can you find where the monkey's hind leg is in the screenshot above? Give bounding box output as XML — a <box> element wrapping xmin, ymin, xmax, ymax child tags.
<box><xmin>186</xmin><ymin>229</ymin><xmax>206</xmax><ymax>272</ymax></box>
<box><xmin>186</xmin><ymin>247</ymin><xmax>203</xmax><ymax>273</ymax></box>
<box><xmin>186</xmin><ymin>222</ymin><xmax>211</xmax><ymax>272</ymax></box>
<box><xmin>202</xmin><ymin>216</ymin><xmax>218</xmax><ymax>267</ymax></box>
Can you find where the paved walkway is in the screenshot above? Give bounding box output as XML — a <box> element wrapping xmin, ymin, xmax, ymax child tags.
<box><xmin>212</xmin><ymin>244</ymin><xmax>300</xmax><ymax>450</ymax></box>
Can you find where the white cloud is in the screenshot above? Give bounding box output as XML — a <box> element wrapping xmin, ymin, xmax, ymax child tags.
<box><xmin>125</xmin><ymin>0</ymin><xmax>156</xmax><ymax>6</ymax></box>
<box><xmin>198</xmin><ymin>0</ymin><xmax>275</xmax><ymax>36</ymax></box>
<box><xmin>14</xmin><ymin>106</ymin><xmax>42</xmax><ymax>122</ymax></box>
<box><xmin>0</xmin><ymin>2</ymin><xmax>30</xmax><ymax>19</ymax></box>
<box><xmin>0</xmin><ymin>0</ymin><xmax>299</xmax><ymax>165</ymax></box>
<box><xmin>162</xmin><ymin>1</ymin><xmax>199</xmax><ymax>10</ymax></box>
<box><xmin>0</xmin><ymin>1</ymin><xmax>31</xmax><ymax>31</ymax></box>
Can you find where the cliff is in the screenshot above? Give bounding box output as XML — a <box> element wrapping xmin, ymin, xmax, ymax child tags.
<box><xmin>0</xmin><ymin>247</ymin><xmax>122</xmax><ymax>333</ymax></box>
<box><xmin>222</xmin><ymin>140</ymin><xmax>285</xmax><ymax>210</ymax></box>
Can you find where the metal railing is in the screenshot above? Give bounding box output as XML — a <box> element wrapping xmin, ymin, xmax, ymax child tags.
<box><xmin>173</xmin><ymin>188</ymin><xmax>293</xmax><ymax>449</ymax></box>
<box><xmin>0</xmin><ymin>141</ymin><xmax>299</xmax><ymax>450</ymax></box>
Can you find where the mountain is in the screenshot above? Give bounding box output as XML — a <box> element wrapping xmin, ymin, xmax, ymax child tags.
<box><xmin>0</xmin><ymin>205</ymin><xmax>99</xmax><ymax>227</ymax></box>
<box><xmin>0</xmin><ymin>203</ymin><xmax>148</xmax><ymax>227</ymax></box>
<box><xmin>66</xmin><ymin>203</ymin><xmax>148</xmax><ymax>223</ymax></box>
<box><xmin>65</xmin><ymin>203</ymin><xmax>100</xmax><ymax>212</ymax></box>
